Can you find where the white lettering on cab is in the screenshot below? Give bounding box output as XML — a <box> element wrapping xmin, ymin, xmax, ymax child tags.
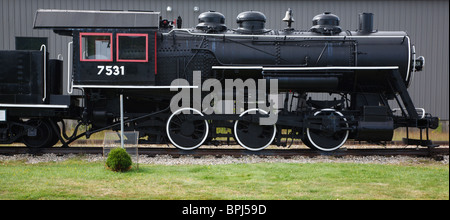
<box><xmin>97</xmin><ymin>65</ymin><xmax>125</xmax><ymax>76</ymax></box>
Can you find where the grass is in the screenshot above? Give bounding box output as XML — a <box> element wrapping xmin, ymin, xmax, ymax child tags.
<box><xmin>0</xmin><ymin>157</ymin><xmax>448</xmax><ymax>200</ymax></box>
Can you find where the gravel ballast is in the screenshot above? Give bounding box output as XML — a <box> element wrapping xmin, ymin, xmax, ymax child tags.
<box><xmin>0</xmin><ymin>153</ymin><xmax>448</xmax><ymax>165</ymax></box>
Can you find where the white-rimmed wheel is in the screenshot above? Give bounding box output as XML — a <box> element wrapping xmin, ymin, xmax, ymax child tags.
<box><xmin>305</xmin><ymin>109</ymin><xmax>349</xmax><ymax>151</ymax></box>
<box><xmin>166</xmin><ymin>108</ymin><xmax>209</xmax><ymax>150</ymax></box>
<box><xmin>234</xmin><ymin>109</ymin><xmax>276</xmax><ymax>151</ymax></box>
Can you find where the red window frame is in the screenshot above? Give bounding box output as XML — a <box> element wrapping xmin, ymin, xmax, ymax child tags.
<box><xmin>116</xmin><ymin>33</ymin><xmax>149</xmax><ymax>62</ymax></box>
<box><xmin>79</xmin><ymin>33</ymin><xmax>113</xmax><ymax>62</ymax></box>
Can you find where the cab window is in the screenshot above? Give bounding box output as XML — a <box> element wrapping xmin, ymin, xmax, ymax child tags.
<box><xmin>116</xmin><ymin>33</ymin><xmax>148</xmax><ymax>62</ymax></box>
<box><xmin>80</xmin><ymin>33</ymin><xmax>113</xmax><ymax>61</ymax></box>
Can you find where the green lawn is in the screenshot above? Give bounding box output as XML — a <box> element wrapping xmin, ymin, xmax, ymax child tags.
<box><xmin>0</xmin><ymin>158</ymin><xmax>448</xmax><ymax>200</ymax></box>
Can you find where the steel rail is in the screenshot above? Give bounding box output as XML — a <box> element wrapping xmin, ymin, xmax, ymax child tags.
<box><xmin>0</xmin><ymin>147</ymin><xmax>448</xmax><ymax>159</ymax></box>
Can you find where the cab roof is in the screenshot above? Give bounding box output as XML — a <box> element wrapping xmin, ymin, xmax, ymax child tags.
<box><xmin>33</xmin><ymin>9</ymin><xmax>160</xmax><ymax>30</ymax></box>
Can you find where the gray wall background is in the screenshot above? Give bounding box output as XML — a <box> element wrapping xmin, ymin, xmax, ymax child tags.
<box><xmin>0</xmin><ymin>0</ymin><xmax>448</xmax><ymax>120</ymax></box>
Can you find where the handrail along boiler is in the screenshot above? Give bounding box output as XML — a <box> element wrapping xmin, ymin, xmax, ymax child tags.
<box><xmin>0</xmin><ymin>9</ymin><xmax>438</xmax><ymax>151</ymax></box>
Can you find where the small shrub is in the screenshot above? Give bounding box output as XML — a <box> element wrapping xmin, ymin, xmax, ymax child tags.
<box><xmin>106</xmin><ymin>148</ymin><xmax>132</xmax><ymax>172</ymax></box>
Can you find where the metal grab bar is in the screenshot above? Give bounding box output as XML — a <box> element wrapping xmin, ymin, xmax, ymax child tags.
<box><xmin>40</xmin><ymin>44</ymin><xmax>47</xmax><ymax>101</ymax></box>
<box><xmin>393</xmin><ymin>107</ymin><xmax>426</xmax><ymax>119</ymax></box>
<box><xmin>67</xmin><ymin>41</ymin><xmax>73</xmax><ymax>94</ymax></box>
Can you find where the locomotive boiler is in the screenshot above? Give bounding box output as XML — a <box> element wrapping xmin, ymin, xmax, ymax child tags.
<box><xmin>0</xmin><ymin>8</ymin><xmax>437</xmax><ymax>152</ymax></box>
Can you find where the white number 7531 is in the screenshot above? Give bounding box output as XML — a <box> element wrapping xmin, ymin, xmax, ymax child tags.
<box><xmin>97</xmin><ymin>65</ymin><xmax>125</xmax><ymax>76</ymax></box>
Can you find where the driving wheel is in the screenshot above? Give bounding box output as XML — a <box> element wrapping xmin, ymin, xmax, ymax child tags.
<box><xmin>234</xmin><ymin>109</ymin><xmax>276</xmax><ymax>151</ymax></box>
<box><xmin>166</xmin><ymin>108</ymin><xmax>209</xmax><ymax>150</ymax></box>
<box><xmin>305</xmin><ymin>109</ymin><xmax>349</xmax><ymax>151</ymax></box>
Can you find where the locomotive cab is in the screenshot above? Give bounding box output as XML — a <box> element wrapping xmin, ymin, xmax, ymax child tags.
<box><xmin>72</xmin><ymin>30</ymin><xmax>157</xmax><ymax>87</ymax></box>
<box><xmin>33</xmin><ymin>9</ymin><xmax>161</xmax><ymax>88</ymax></box>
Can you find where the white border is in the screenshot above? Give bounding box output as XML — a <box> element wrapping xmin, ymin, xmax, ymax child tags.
<box><xmin>73</xmin><ymin>85</ymin><xmax>198</xmax><ymax>89</ymax></box>
<box><xmin>212</xmin><ymin>66</ymin><xmax>263</xmax><ymax>70</ymax></box>
<box><xmin>405</xmin><ymin>36</ymin><xmax>412</xmax><ymax>85</ymax></box>
<box><xmin>37</xmin><ymin>9</ymin><xmax>160</xmax><ymax>15</ymax></box>
<box><xmin>0</xmin><ymin>104</ymin><xmax>69</xmax><ymax>108</ymax></box>
<box><xmin>233</xmin><ymin>108</ymin><xmax>277</xmax><ymax>151</ymax></box>
<box><xmin>172</xmin><ymin>29</ymin><xmax>408</xmax><ymax>39</ymax></box>
<box><xmin>263</xmin><ymin>66</ymin><xmax>399</xmax><ymax>71</ymax></box>
<box><xmin>0</xmin><ymin>110</ymin><xmax>6</xmax><ymax>121</ymax></box>
<box><xmin>212</xmin><ymin>66</ymin><xmax>399</xmax><ymax>71</ymax></box>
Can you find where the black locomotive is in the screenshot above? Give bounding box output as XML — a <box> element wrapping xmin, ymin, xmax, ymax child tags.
<box><xmin>0</xmin><ymin>9</ymin><xmax>438</xmax><ymax>151</ymax></box>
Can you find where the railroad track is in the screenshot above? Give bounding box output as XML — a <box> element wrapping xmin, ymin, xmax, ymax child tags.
<box><xmin>0</xmin><ymin>146</ymin><xmax>448</xmax><ymax>159</ymax></box>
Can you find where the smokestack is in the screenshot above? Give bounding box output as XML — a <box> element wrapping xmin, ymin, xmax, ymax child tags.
<box><xmin>358</xmin><ymin>12</ymin><xmax>373</xmax><ymax>33</ymax></box>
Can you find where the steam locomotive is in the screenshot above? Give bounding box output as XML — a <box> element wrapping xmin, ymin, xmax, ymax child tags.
<box><xmin>0</xmin><ymin>8</ymin><xmax>438</xmax><ymax>151</ymax></box>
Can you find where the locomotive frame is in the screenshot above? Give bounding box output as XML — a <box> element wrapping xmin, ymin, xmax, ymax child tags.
<box><xmin>0</xmin><ymin>9</ymin><xmax>439</xmax><ymax>151</ymax></box>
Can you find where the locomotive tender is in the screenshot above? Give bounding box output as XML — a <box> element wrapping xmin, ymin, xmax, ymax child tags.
<box><xmin>0</xmin><ymin>8</ymin><xmax>438</xmax><ymax>151</ymax></box>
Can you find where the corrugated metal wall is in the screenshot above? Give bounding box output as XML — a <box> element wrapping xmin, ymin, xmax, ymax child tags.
<box><xmin>0</xmin><ymin>0</ymin><xmax>448</xmax><ymax>120</ymax></box>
